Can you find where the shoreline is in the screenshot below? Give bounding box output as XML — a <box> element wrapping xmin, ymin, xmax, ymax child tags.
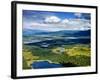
<box><xmin>32</xmin><ymin>60</ymin><xmax>59</xmax><ymax>64</ymax></box>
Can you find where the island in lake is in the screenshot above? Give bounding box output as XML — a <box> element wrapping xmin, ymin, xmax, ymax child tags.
<box><xmin>22</xmin><ymin>10</ymin><xmax>91</xmax><ymax>69</ymax></box>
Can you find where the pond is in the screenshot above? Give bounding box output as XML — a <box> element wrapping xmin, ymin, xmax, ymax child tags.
<box><xmin>32</xmin><ymin>61</ymin><xmax>63</xmax><ymax>69</ymax></box>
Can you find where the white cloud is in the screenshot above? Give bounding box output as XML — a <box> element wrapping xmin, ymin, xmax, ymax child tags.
<box><xmin>23</xmin><ymin>18</ymin><xmax>90</xmax><ymax>31</ymax></box>
<box><xmin>44</xmin><ymin>16</ymin><xmax>61</xmax><ymax>23</ymax></box>
<box><xmin>74</xmin><ymin>13</ymin><xmax>82</xmax><ymax>18</ymax></box>
<box><xmin>62</xmin><ymin>19</ymin><xmax>69</xmax><ymax>24</ymax></box>
<box><xmin>66</xmin><ymin>19</ymin><xmax>91</xmax><ymax>30</ymax></box>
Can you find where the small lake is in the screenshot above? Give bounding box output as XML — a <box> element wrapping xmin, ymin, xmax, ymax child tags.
<box><xmin>32</xmin><ymin>61</ymin><xmax>63</xmax><ymax>69</ymax></box>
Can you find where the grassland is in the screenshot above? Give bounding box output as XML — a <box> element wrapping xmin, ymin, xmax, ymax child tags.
<box><xmin>23</xmin><ymin>44</ymin><xmax>91</xmax><ymax>69</ymax></box>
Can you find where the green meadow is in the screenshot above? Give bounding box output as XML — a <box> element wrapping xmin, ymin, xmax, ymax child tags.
<box><xmin>23</xmin><ymin>44</ymin><xmax>91</xmax><ymax>69</ymax></box>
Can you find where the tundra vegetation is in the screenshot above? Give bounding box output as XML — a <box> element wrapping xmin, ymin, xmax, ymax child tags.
<box><xmin>23</xmin><ymin>44</ymin><xmax>91</xmax><ymax>69</ymax></box>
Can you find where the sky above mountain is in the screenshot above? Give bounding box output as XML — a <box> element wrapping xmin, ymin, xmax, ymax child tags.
<box><xmin>23</xmin><ymin>10</ymin><xmax>91</xmax><ymax>31</ymax></box>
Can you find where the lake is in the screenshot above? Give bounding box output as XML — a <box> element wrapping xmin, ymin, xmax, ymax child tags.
<box><xmin>32</xmin><ymin>61</ymin><xmax>63</xmax><ymax>69</ymax></box>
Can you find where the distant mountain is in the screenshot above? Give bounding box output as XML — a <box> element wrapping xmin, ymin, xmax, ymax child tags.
<box><xmin>23</xmin><ymin>29</ymin><xmax>49</xmax><ymax>36</ymax></box>
<box><xmin>23</xmin><ymin>29</ymin><xmax>90</xmax><ymax>37</ymax></box>
<box><xmin>74</xmin><ymin>30</ymin><xmax>90</xmax><ymax>36</ymax></box>
<box><xmin>46</xmin><ymin>30</ymin><xmax>90</xmax><ymax>37</ymax></box>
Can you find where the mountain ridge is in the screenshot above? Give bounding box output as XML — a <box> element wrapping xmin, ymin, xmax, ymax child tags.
<box><xmin>23</xmin><ymin>29</ymin><xmax>90</xmax><ymax>37</ymax></box>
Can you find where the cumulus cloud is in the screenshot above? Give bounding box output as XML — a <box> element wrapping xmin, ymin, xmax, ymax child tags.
<box><xmin>23</xmin><ymin>16</ymin><xmax>90</xmax><ymax>31</ymax></box>
<box><xmin>74</xmin><ymin>13</ymin><xmax>82</xmax><ymax>18</ymax></box>
<box><xmin>62</xmin><ymin>19</ymin><xmax>69</xmax><ymax>24</ymax></box>
<box><xmin>66</xmin><ymin>19</ymin><xmax>91</xmax><ymax>30</ymax></box>
<box><xmin>44</xmin><ymin>16</ymin><xmax>61</xmax><ymax>23</ymax></box>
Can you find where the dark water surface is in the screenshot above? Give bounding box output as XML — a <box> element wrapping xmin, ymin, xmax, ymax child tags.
<box><xmin>32</xmin><ymin>61</ymin><xmax>63</xmax><ymax>69</ymax></box>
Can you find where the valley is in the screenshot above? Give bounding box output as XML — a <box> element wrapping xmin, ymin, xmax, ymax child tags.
<box><xmin>22</xmin><ymin>29</ymin><xmax>91</xmax><ymax>69</ymax></box>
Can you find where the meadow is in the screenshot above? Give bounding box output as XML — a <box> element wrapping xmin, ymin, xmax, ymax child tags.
<box><xmin>23</xmin><ymin>43</ymin><xmax>91</xmax><ymax>69</ymax></box>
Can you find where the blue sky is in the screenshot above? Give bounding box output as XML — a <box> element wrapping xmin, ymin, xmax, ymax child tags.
<box><xmin>23</xmin><ymin>10</ymin><xmax>91</xmax><ymax>31</ymax></box>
